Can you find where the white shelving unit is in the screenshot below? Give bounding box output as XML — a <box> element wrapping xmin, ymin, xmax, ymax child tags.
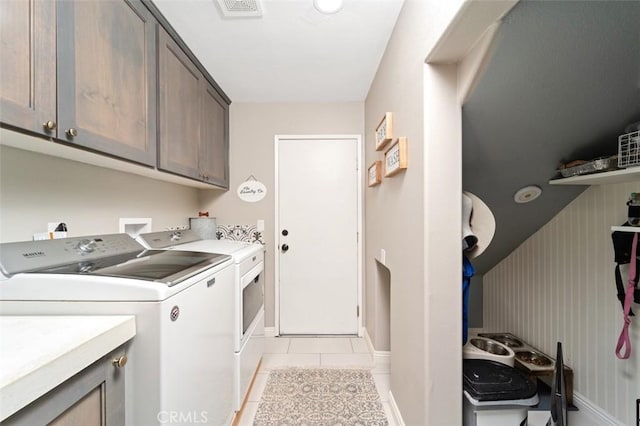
<box><xmin>549</xmin><ymin>167</ymin><xmax>640</xmax><ymax>185</ymax></box>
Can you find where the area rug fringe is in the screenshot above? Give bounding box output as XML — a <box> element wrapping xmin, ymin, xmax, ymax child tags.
<box><xmin>253</xmin><ymin>368</ymin><xmax>388</xmax><ymax>426</ymax></box>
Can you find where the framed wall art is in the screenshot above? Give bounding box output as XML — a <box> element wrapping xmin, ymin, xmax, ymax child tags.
<box><xmin>384</xmin><ymin>137</ymin><xmax>408</xmax><ymax>177</ymax></box>
<box><xmin>368</xmin><ymin>161</ymin><xmax>382</xmax><ymax>187</ymax></box>
<box><xmin>375</xmin><ymin>112</ymin><xmax>394</xmax><ymax>151</ymax></box>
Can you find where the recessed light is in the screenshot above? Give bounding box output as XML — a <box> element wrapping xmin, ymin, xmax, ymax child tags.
<box><xmin>314</xmin><ymin>0</ymin><xmax>343</xmax><ymax>14</ymax></box>
<box><xmin>514</xmin><ymin>185</ymin><xmax>542</xmax><ymax>204</ymax></box>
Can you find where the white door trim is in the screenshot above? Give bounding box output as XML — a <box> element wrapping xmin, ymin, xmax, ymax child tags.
<box><xmin>274</xmin><ymin>134</ymin><xmax>363</xmax><ymax>337</ymax></box>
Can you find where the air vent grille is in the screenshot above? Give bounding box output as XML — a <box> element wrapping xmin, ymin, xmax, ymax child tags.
<box><xmin>216</xmin><ymin>0</ymin><xmax>263</xmax><ymax>18</ymax></box>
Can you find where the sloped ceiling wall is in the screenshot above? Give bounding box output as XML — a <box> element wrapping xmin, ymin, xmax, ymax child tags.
<box><xmin>463</xmin><ymin>0</ymin><xmax>640</xmax><ymax>274</ymax></box>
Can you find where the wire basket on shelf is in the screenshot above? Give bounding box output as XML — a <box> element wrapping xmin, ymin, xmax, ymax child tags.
<box><xmin>618</xmin><ymin>130</ymin><xmax>640</xmax><ymax>168</ymax></box>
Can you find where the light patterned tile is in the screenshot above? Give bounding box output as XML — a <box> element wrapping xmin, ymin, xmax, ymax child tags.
<box><xmin>350</xmin><ymin>337</ymin><xmax>370</xmax><ymax>353</ymax></box>
<box><xmin>373</xmin><ymin>373</ymin><xmax>391</xmax><ymax>402</ymax></box>
<box><xmin>236</xmin><ymin>401</ymin><xmax>258</xmax><ymax>426</ymax></box>
<box><xmin>288</xmin><ymin>337</ymin><xmax>353</xmax><ymax>354</ymax></box>
<box><xmin>264</xmin><ymin>336</ymin><xmax>290</xmax><ymax>353</ymax></box>
<box><xmin>260</xmin><ymin>353</ymin><xmax>321</xmax><ymax>370</ymax></box>
<box><xmin>320</xmin><ymin>353</ymin><xmax>373</xmax><ymax>367</ymax></box>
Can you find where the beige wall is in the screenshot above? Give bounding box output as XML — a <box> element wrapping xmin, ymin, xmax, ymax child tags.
<box><xmin>484</xmin><ymin>181</ymin><xmax>640</xmax><ymax>426</ymax></box>
<box><xmin>364</xmin><ymin>1</ymin><xmax>466</xmax><ymax>424</ymax></box>
<box><xmin>0</xmin><ymin>145</ymin><xmax>200</xmax><ymax>242</ymax></box>
<box><xmin>200</xmin><ymin>102</ymin><xmax>364</xmax><ymax>328</ymax></box>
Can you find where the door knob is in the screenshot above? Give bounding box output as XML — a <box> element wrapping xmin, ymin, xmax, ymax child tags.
<box><xmin>281</xmin><ymin>244</ymin><xmax>289</xmax><ymax>252</ymax></box>
<box><xmin>282</xmin><ymin>229</ymin><xmax>289</xmax><ymax>236</ymax></box>
<box><xmin>66</xmin><ymin>128</ymin><xmax>78</xmax><ymax>138</ymax></box>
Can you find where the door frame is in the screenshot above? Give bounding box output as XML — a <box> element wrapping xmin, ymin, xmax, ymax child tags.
<box><xmin>274</xmin><ymin>134</ymin><xmax>363</xmax><ymax>337</ymax></box>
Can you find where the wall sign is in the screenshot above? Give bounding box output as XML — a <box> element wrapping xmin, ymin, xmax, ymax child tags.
<box><xmin>368</xmin><ymin>161</ymin><xmax>382</xmax><ymax>187</ymax></box>
<box><xmin>237</xmin><ymin>176</ymin><xmax>266</xmax><ymax>202</ymax></box>
<box><xmin>384</xmin><ymin>137</ymin><xmax>408</xmax><ymax>177</ymax></box>
<box><xmin>375</xmin><ymin>112</ymin><xmax>394</xmax><ymax>151</ymax></box>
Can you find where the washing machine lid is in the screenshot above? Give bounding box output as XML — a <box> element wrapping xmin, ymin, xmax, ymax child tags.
<box><xmin>463</xmin><ymin>359</ymin><xmax>538</xmax><ymax>402</ymax></box>
<box><xmin>36</xmin><ymin>250</ymin><xmax>230</xmax><ymax>286</ymax></box>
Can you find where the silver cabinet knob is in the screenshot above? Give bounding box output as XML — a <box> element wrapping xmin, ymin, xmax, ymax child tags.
<box><xmin>66</xmin><ymin>128</ymin><xmax>78</xmax><ymax>138</ymax></box>
<box><xmin>42</xmin><ymin>120</ymin><xmax>57</xmax><ymax>131</ymax></box>
<box><xmin>112</xmin><ymin>355</ymin><xmax>128</xmax><ymax>368</ymax></box>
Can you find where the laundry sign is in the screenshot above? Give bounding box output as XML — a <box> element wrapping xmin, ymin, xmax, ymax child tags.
<box><xmin>237</xmin><ymin>176</ymin><xmax>266</xmax><ymax>202</ymax></box>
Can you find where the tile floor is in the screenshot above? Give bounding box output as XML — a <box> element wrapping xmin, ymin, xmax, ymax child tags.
<box><xmin>235</xmin><ymin>336</ymin><xmax>395</xmax><ymax>426</ymax></box>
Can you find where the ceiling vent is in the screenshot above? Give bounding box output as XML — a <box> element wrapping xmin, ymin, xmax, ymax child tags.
<box><xmin>216</xmin><ymin>0</ymin><xmax>263</xmax><ymax>18</ymax></box>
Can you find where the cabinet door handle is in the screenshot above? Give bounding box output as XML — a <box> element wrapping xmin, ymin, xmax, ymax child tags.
<box><xmin>112</xmin><ymin>355</ymin><xmax>128</xmax><ymax>368</ymax></box>
<box><xmin>66</xmin><ymin>128</ymin><xmax>78</xmax><ymax>138</ymax></box>
<box><xmin>42</xmin><ymin>120</ymin><xmax>57</xmax><ymax>131</ymax></box>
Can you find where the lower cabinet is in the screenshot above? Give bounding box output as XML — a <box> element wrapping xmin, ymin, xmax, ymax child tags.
<box><xmin>1</xmin><ymin>347</ymin><xmax>127</xmax><ymax>426</ymax></box>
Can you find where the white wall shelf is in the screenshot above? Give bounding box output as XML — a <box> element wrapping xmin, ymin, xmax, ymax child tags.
<box><xmin>611</xmin><ymin>226</ymin><xmax>640</xmax><ymax>233</ymax></box>
<box><xmin>549</xmin><ymin>167</ymin><xmax>640</xmax><ymax>186</ymax></box>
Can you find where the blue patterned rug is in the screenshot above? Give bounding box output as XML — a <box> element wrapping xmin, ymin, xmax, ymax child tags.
<box><xmin>254</xmin><ymin>368</ymin><xmax>388</xmax><ymax>426</ymax></box>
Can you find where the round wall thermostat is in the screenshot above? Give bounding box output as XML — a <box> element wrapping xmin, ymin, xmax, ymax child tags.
<box><xmin>514</xmin><ymin>185</ymin><xmax>542</xmax><ymax>204</ymax></box>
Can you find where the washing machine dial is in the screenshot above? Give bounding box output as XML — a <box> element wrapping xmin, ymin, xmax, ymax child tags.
<box><xmin>76</xmin><ymin>239</ymin><xmax>97</xmax><ymax>254</ymax></box>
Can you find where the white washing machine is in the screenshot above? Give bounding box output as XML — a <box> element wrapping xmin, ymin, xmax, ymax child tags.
<box><xmin>0</xmin><ymin>234</ymin><xmax>236</xmax><ymax>425</ymax></box>
<box><xmin>463</xmin><ymin>336</ymin><xmax>515</xmax><ymax>367</ymax></box>
<box><xmin>137</xmin><ymin>229</ymin><xmax>264</xmax><ymax>412</ymax></box>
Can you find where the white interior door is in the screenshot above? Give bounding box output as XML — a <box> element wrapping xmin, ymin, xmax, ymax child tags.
<box><xmin>277</xmin><ymin>137</ymin><xmax>359</xmax><ymax>335</ymax></box>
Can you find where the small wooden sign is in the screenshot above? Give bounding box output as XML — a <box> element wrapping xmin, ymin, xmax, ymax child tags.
<box><xmin>368</xmin><ymin>161</ymin><xmax>382</xmax><ymax>187</ymax></box>
<box><xmin>375</xmin><ymin>112</ymin><xmax>394</xmax><ymax>151</ymax></box>
<box><xmin>384</xmin><ymin>137</ymin><xmax>408</xmax><ymax>177</ymax></box>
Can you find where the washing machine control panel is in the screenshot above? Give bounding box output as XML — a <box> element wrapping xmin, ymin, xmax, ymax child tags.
<box><xmin>0</xmin><ymin>233</ymin><xmax>144</xmax><ymax>276</ymax></box>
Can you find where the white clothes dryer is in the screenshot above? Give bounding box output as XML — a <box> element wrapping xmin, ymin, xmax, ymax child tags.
<box><xmin>137</xmin><ymin>229</ymin><xmax>264</xmax><ymax>412</ymax></box>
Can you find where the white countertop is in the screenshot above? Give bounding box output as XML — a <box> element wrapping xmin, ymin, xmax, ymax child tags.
<box><xmin>0</xmin><ymin>315</ymin><xmax>136</xmax><ymax>421</ymax></box>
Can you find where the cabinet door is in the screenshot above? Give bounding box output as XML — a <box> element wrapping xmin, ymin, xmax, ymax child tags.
<box><xmin>56</xmin><ymin>0</ymin><xmax>156</xmax><ymax>166</ymax></box>
<box><xmin>158</xmin><ymin>28</ymin><xmax>202</xmax><ymax>180</ymax></box>
<box><xmin>0</xmin><ymin>0</ymin><xmax>56</xmax><ymax>137</ymax></box>
<box><xmin>200</xmin><ymin>83</ymin><xmax>229</xmax><ymax>188</ymax></box>
<box><xmin>2</xmin><ymin>347</ymin><xmax>126</xmax><ymax>426</ymax></box>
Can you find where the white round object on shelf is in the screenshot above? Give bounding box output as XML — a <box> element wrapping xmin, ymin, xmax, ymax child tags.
<box><xmin>514</xmin><ymin>185</ymin><xmax>542</xmax><ymax>204</ymax></box>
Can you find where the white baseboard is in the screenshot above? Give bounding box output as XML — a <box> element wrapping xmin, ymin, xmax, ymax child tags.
<box><xmin>571</xmin><ymin>392</ymin><xmax>625</xmax><ymax>426</ymax></box>
<box><xmin>388</xmin><ymin>390</ymin><xmax>406</xmax><ymax>426</ymax></box>
<box><xmin>264</xmin><ymin>326</ymin><xmax>276</xmax><ymax>338</ymax></box>
<box><xmin>363</xmin><ymin>327</ymin><xmax>391</xmax><ymax>373</ymax></box>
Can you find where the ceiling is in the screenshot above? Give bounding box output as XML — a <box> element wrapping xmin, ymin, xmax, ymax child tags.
<box><xmin>151</xmin><ymin>0</ymin><xmax>404</xmax><ymax>102</ymax></box>
<box><xmin>463</xmin><ymin>0</ymin><xmax>640</xmax><ymax>274</ymax></box>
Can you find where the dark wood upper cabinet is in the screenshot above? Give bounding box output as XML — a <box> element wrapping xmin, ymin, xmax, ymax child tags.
<box><xmin>1</xmin><ymin>0</ymin><xmax>229</xmax><ymax>187</ymax></box>
<box><xmin>158</xmin><ymin>28</ymin><xmax>202</xmax><ymax>180</ymax></box>
<box><xmin>56</xmin><ymin>0</ymin><xmax>157</xmax><ymax>166</ymax></box>
<box><xmin>0</xmin><ymin>0</ymin><xmax>56</xmax><ymax>137</ymax></box>
<box><xmin>158</xmin><ymin>27</ymin><xmax>230</xmax><ymax>189</ymax></box>
<box><xmin>200</xmin><ymin>84</ymin><xmax>229</xmax><ymax>188</ymax></box>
